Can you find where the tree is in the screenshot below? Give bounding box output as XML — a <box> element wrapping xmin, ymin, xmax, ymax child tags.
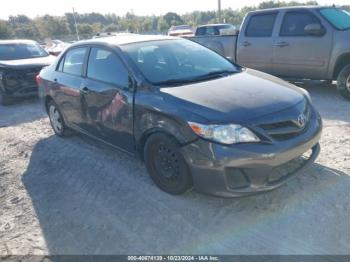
<box><xmin>0</xmin><ymin>20</ymin><xmax>12</xmax><ymax>39</ymax></box>
<box><xmin>163</xmin><ymin>12</ymin><xmax>184</xmax><ymax>27</ymax></box>
<box><xmin>78</xmin><ymin>23</ymin><xmax>93</xmax><ymax>35</ymax></box>
<box><xmin>0</xmin><ymin>1</ymin><xmax>335</xmax><ymax>40</ymax></box>
<box><xmin>103</xmin><ymin>24</ymin><xmax>119</xmax><ymax>33</ymax></box>
<box><xmin>8</xmin><ymin>15</ymin><xmax>31</xmax><ymax>27</ymax></box>
<box><xmin>157</xmin><ymin>17</ymin><xmax>168</xmax><ymax>33</ymax></box>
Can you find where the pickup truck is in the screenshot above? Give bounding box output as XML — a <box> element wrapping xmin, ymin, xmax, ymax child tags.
<box><xmin>190</xmin><ymin>6</ymin><xmax>350</xmax><ymax>100</ymax></box>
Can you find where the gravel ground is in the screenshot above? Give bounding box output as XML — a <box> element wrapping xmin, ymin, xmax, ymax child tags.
<box><xmin>0</xmin><ymin>84</ymin><xmax>349</xmax><ymax>255</ymax></box>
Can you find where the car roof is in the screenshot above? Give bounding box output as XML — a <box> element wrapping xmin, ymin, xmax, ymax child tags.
<box><xmin>0</xmin><ymin>39</ymin><xmax>37</xmax><ymax>45</ymax></box>
<box><xmin>248</xmin><ymin>5</ymin><xmax>333</xmax><ymax>14</ymax></box>
<box><xmin>197</xmin><ymin>24</ymin><xmax>233</xmax><ymax>28</ymax></box>
<box><xmin>70</xmin><ymin>34</ymin><xmax>180</xmax><ymax>47</ymax></box>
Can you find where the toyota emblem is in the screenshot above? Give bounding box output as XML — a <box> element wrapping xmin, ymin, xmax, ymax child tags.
<box><xmin>297</xmin><ymin>113</ymin><xmax>307</xmax><ymax>128</ymax></box>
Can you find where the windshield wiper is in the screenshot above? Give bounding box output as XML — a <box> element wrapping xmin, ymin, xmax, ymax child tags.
<box><xmin>155</xmin><ymin>78</ymin><xmax>196</xmax><ymax>86</ymax></box>
<box><xmin>156</xmin><ymin>70</ymin><xmax>237</xmax><ymax>86</ymax></box>
<box><xmin>192</xmin><ymin>70</ymin><xmax>237</xmax><ymax>81</ymax></box>
<box><xmin>341</xmin><ymin>27</ymin><xmax>350</xmax><ymax>31</ymax></box>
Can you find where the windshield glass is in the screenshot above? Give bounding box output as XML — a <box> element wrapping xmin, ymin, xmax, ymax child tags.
<box><xmin>0</xmin><ymin>43</ymin><xmax>49</xmax><ymax>61</ymax></box>
<box><xmin>121</xmin><ymin>39</ymin><xmax>239</xmax><ymax>86</ymax></box>
<box><xmin>320</xmin><ymin>8</ymin><xmax>350</xmax><ymax>30</ymax></box>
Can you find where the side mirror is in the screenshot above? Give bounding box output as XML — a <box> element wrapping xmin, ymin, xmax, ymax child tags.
<box><xmin>304</xmin><ymin>23</ymin><xmax>325</xmax><ymax>36</ymax></box>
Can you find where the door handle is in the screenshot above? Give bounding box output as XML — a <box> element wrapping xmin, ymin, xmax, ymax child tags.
<box><xmin>273</xmin><ymin>42</ymin><xmax>289</xmax><ymax>47</ymax></box>
<box><xmin>242</xmin><ymin>41</ymin><xmax>251</xmax><ymax>47</ymax></box>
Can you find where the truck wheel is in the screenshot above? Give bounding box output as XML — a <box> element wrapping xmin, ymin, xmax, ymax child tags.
<box><xmin>337</xmin><ymin>64</ymin><xmax>350</xmax><ymax>101</ymax></box>
<box><xmin>47</xmin><ymin>100</ymin><xmax>73</xmax><ymax>137</ymax></box>
<box><xmin>0</xmin><ymin>90</ymin><xmax>13</xmax><ymax>106</ymax></box>
<box><xmin>144</xmin><ymin>133</ymin><xmax>193</xmax><ymax>195</ymax></box>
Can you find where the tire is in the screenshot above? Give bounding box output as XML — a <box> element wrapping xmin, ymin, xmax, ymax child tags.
<box><xmin>0</xmin><ymin>90</ymin><xmax>13</xmax><ymax>106</ymax></box>
<box><xmin>144</xmin><ymin>133</ymin><xmax>193</xmax><ymax>195</ymax></box>
<box><xmin>337</xmin><ymin>64</ymin><xmax>350</xmax><ymax>101</ymax></box>
<box><xmin>47</xmin><ymin>100</ymin><xmax>73</xmax><ymax>137</ymax></box>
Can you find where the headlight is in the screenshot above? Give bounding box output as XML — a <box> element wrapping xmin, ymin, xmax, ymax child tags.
<box><xmin>188</xmin><ymin>122</ymin><xmax>260</xmax><ymax>145</ymax></box>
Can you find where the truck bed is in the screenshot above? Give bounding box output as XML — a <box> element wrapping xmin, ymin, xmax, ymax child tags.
<box><xmin>188</xmin><ymin>35</ymin><xmax>238</xmax><ymax>62</ymax></box>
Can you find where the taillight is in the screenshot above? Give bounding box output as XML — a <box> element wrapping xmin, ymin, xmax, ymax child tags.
<box><xmin>36</xmin><ymin>74</ymin><xmax>43</xmax><ymax>86</ymax></box>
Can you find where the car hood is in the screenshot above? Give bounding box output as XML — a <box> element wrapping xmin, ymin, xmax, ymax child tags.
<box><xmin>0</xmin><ymin>55</ymin><xmax>56</xmax><ymax>69</ymax></box>
<box><xmin>161</xmin><ymin>69</ymin><xmax>306</xmax><ymax>124</ymax></box>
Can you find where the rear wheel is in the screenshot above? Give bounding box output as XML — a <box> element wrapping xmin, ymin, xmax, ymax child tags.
<box><xmin>337</xmin><ymin>64</ymin><xmax>350</xmax><ymax>101</ymax></box>
<box><xmin>0</xmin><ymin>90</ymin><xmax>13</xmax><ymax>106</ymax></box>
<box><xmin>47</xmin><ymin>100</ymin><xmax>72</xmax><ymax>137</ymax></box>
<box><xmin>144</xmin><ymin>133</ymin><xmax>193</xmax><ymax>195</ymax></box>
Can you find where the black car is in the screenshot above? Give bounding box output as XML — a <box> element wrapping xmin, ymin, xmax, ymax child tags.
<box><xmin>0</xmin><ymin>40</ymin><xmax>55</xmax><ymax>105</ymax></box>
<box><xmin>38</xmin><ymin>35</ymin><xmax>322</xmax><ymax>197</ymax></box>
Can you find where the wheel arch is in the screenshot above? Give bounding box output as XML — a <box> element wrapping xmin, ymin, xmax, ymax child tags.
<box><xmin>44</xmin><ymin>95</ymin><xmax>54</xmax><ymax>113</ymax></box>
<box><xmin>333</xmin><ymin>53</ymin><xmax>350</xmax><ymax>80</ymax></box>
<box><xmin>134</xmin><ymin>111</ymin><xmax>197</xmax><ymax>160</ymax></box>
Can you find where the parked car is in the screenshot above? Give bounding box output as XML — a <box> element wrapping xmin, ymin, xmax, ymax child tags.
<box><xmin>38</xmin><ymin>35</ymin><xmax>322</xmax><ymax>197</ymax></box>
<box><xmin>190</xmin><ymin>6</ymin><xmax>350</xmax><ymax>100</ymax></box>
<box><xmin>195</xmin><ymin>24</ymin><xmax>237</xmax><ymax>36</ymax></box>
<box><xmin>0</xmin><ymin>40</ymin><xmax>55</xmax><ymax>105</ymax></box>
<box><xmin>45</xmin><ymin>39</ymin><xmax>69</xmax><ymax>56</ymax></box>
<box><xmin>168</xmin><ymin>25</ymin><xmax>194</xmax><ymax>37</ymax></box>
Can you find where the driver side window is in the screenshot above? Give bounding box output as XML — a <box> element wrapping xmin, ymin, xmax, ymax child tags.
<box><xmin>280</xmin><ymin>11</ymin><xmax>320</xmax><ymax>36</ymax></box>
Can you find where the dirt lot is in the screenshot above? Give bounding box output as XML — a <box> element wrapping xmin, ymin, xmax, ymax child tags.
<box><xmin>0</xmin><ymin>84</ymin><xmax>349</xmax><ymax>255</ymax></box>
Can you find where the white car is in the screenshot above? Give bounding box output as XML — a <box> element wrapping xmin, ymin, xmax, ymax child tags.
<box><xmin>167</xmin><ymin>25</ymin><xmax>194</xmax><ymax>37</ymax></box>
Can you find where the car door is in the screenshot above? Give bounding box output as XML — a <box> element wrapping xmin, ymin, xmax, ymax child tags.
<box><xmin>272</xmin><ymin>10</ymin><xmax>332</xmax><ymax>79</ymax></box>
<box><xmin>236</xmin><ymin>12</ymin><xmax>277</xmax><ymax>74</ymax></box>
<box><xmin>81</xmin><ymin>46</ymin><xmax>135</xmax><ymax>153</ymax></box>
<box><xmin>54</xmin><ymin>47</ymin><xmax>88</xmax><ymax>128</ymax></box>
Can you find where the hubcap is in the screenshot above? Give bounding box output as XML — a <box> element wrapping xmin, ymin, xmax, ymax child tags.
<box><xmin>49</xmin><ymin>105</ymin><xmax>63</xmax><ymax>133</ymax></box>
<box><xmin>347</xmin><ymin>75</ymin><xmax>350</xmax><ymax>91</ymax></box>
<box><xmin>154</xmin><ymin>144</ymin><xmax>180</xmax><ymax>181</ymax></box>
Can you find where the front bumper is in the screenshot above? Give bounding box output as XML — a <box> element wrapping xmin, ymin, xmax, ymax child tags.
<box><xmin>181</xmin><ymin>112</ymin><xmax>322</xmax><ymax>197</ymax></box>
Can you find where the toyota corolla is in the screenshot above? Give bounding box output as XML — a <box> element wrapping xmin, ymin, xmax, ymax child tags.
<box><xmin>37</xmin><ymin>35</ymin><xmax>322</xmax><ymax>197</ymax></box>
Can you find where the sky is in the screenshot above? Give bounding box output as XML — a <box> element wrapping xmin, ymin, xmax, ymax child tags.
<box><xmin>0</xmin><ymin>0</ymin><xmax>349</xmax><ymax>19</ymax></box>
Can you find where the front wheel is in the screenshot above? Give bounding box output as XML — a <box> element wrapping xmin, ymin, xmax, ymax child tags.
<box><xmin>337</xmin><ymin>64</ymin><xmax>350</xmax><ymax>101</ymax></box>
<box><xmin>144</xmin><ymin>133</ymin><xmax>193</xmax><ymax>195</ymax></box>
<box><xmin>47</xmin><ymin>100</ymin><xmax>72</xmax><ymax>137</ymax></box>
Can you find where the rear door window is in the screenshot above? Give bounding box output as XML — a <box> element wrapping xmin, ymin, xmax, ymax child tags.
<box><xmin>280</xmin><ymin>11</ymin><xmax>320</xmax><ymax>36</ymax></box>
<box><xmin>87</xmin><ymin>47</ymin><xmax>129</xmax><ymax>87</ymax></box>
<box><xmin>62</xmin><ymin>47</ymin><xmax>87</xmax><ymax>76</ymax></box>
<box><xmin>245</xmin><ymin>13</ymin><xmax>277</xmax><ymax>37</ymax></box>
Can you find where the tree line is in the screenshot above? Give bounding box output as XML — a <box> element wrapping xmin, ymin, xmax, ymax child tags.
<box><xmin>0</xmin><ymin>1</ymin><xmax>349</xmax><ymax>41</ymax></box>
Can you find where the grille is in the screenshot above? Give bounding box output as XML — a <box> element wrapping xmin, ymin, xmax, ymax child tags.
<box><xmin>259</xmin><ymin>103</ymin><xmax>311</xmax><ymax>141</ymax></box>
<box><xmin>5</xmin><ymin>67</ymin><xmax>42</xmax><ymax>88</ymax></box>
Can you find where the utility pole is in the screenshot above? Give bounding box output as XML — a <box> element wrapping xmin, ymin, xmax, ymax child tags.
<box><xmin>72</xmin><ymin>7</ymin><xmax>80</xmax><ymax>41</ymax></box>
<box><xmin>218</xmin><ymin>0</ymin><xmax>222</xmax><ymax>23</ymax></box>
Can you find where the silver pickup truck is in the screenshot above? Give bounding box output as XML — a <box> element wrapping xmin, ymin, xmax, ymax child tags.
<box><xmin>190</xmin><ymin>6</ymin><xmax>350</xmax><ymax>100</ymax></box>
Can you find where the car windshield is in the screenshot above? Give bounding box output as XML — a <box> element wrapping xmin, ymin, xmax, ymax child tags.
<box><xmin>0</xmin><ymin>43</ymin><xmax>49</xmax><ymax>61</ymax></box>
<box><xmin>320</xmin><ymin>8</ymin><xmax>350</xmax><ymax>30</ymax></box>
<box><xmin>121</xmin><ymin>39</ymin><xmax>239</xmax><ymax>86</ymax></box>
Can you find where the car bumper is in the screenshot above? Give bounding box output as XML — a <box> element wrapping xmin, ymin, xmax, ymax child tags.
<box><xmin>181</xmin><ymin>114</ymin><xmax>322</xmax><ymax>197</ymax></box>
<box><xmin>3</xmin><ymin>85</ymin><xmax>38</xmax><ymax>98</ymax></box>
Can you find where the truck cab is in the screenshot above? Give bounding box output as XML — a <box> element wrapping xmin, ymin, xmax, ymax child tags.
<box><xmin>191</xmin><ymin>6</ymin><xmax>350</xmax><ymax>100</ymax></box>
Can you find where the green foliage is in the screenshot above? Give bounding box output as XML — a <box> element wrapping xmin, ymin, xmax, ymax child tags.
<box><xmin>1</xmin><ymin>1</ymin><xmax>349</xmax><ymax>41</ymax></box>
<box><xmin>78</xmin><ymin>23</ymin><xmax>93</xmax><ymax>35</ymax></box>
<box><xmin>0</xmin><ymin>20</ymin><xmax>12</xmax><ymax>39</ymax></box>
